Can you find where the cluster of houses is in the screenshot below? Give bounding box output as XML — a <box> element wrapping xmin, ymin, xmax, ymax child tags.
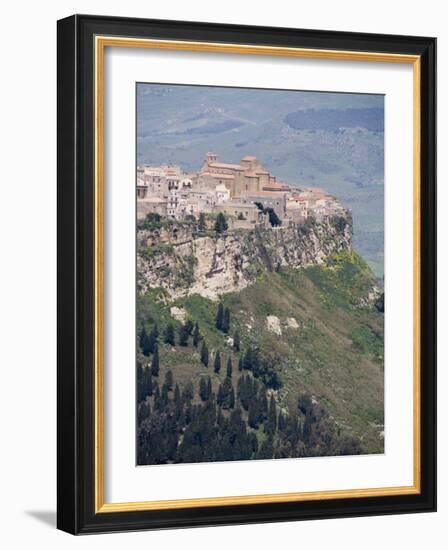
<box><xmin>137</xmin><ymin>152</ymin><xmax>346</xmax><ymax>228</ymax></box>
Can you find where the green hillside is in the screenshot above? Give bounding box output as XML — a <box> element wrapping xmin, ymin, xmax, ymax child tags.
<box><xmin>137</xmin><ymin>250</ymin><xmax>384</xmax><ymax>464</ymax></box>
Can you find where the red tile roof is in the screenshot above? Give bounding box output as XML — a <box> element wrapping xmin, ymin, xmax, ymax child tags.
<box><xmin>200</xmin><ymin>172</ymin><xmax>235</xmax><ymax>180</ymax></box>
<box><xmin>242</xmin><ymin>190</ymin><xmax>285</xmax><ymax>197</ymax></box>
<box><xmin>262</xmin><ymin>182</ymin><xmax>290</xmax><ymax>191</ymax></box>
<box><xmin>207</xmin><ymin>162</ymin><xmax>243</xmax><ymax>170</ymax></box>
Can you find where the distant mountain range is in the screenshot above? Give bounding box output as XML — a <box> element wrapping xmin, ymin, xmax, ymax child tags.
<box><xmin>137</xmin><ymin>84</ymin><xmax>384</xmax><ymax>278</ymax></box>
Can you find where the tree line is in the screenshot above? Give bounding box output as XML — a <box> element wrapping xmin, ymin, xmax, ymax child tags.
<box><xmin>139</xmin><ymin>301</ymin><xmax>236</xmax><ymax>352</ymax></box>
<box><xmin>137</xmin><ymin>364</ymin><xmax>362</xmax><ymax>465</ymax></box>
<box><xmin>139</xmin><ymin>301</ymin><xmax>280</xmax><ymax>390</ymax></box>
<box><xmin>137</xmin><ymin>302</ymin><xmax>362</xmax><ymax>464</ymax></box>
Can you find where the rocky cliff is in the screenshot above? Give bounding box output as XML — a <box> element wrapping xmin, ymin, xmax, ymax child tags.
<box><xmin>137</xmin><ymin>215</ymin><xmax>353</xmax><ymax>300</ymax></box>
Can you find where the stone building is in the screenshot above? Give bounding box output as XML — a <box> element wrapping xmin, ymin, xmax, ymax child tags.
<box><xmin>215</xmin><ymin>183</ymin><xmax>230</xmax><ymax>204</ymax></box>
<box><xmin>285</xmin><ymin>201</ymin><xmax>307</xmax><ymax>224</ymax></box>
<box><xmin>214</xmin><ymin>200</ymin><xmax>261</xmax><ymax>225</ymax></box>
<box><xmin>137</xmin><ymin>177</ymin><xmax>148</xmax><ymax>199</ymax></box>
<box><xmin>239</xmin><ymin>191</ymin><xmax>287</xmax><ymax>218</ymax></box>
<box><xmin>136</xmin><ymin>155</ymin><xmax>346</xmax><ymax>225</ymax></box>
<box><xmin>199</xmin><ymin>152</ymin><xmax>279</xmax><ymax>198</ymax></box>
<box><xmin>137</xmin><ymin>196</ymin><xmax>168</xmax><ymax>220</ymax></box>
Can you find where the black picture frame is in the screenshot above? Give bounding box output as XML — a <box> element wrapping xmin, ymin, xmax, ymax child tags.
<box><xmin>57</xmin><ymin>14</ymin><xmax>436</xmax><ymax>534</ymax></box>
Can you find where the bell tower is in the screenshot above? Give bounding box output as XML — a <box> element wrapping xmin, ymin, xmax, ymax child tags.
<box><xmin>205</xmin><ymin>152</ymin><xmax>218</xmax><ymax>164</ymax></box>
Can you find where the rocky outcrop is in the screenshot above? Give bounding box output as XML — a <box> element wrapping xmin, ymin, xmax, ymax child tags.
<box><xmin>137</xmin><ymin>216</ymin><xmax>352</xmax><ymax>300</ymax></box>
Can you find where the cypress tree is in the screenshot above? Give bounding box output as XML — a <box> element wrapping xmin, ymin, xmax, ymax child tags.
<box><xmin>184</xmin><ymin>400</ymin><xmax>192</xmax><ymax>425</ymax></box>
<box><xmin>174</xmin><ymin>384</ymin><xmax>182</xmax><ymax>417</ymax></box>
<box><xmin>192</xmin><ymin>322</ymin><xmax>200</xmax><ymax>347</ymax></box>
<box><xmin>215</xmin><ymin>303</ymin><xmax>224</xmax><ymax>330</ymax></box>
<box><xmin>178</xmin><ymin>323</ymin><xmax>189</xmax><ymax>346</ymax></box>
<box><xmin>238</xmin><ymin>356</ymin><xmax>243</xmax><ymax>372</ymax></box>
<box><xmin>199</xmin><ymin>377</ymin><xmax>208</xmax><ymax>401</ymax></box>
<box><xmin>226</xmin><ymin>356</ymin><xmax>233</xmax><ymax>378</ymax></box>
<box><xmin>164</xmin><ymin>323</ymin><xmax>176</xmax><ymax>346</ymax></box>
<box><xmin>153</xmin><ymin>385</ymin><xmax>161</xmax><ymax>411</ymax></box>
<box><xmin>185</xmin><ymin>319</ymin><xmax>194</xmax><ymax>335</ymax></box>
<box><xmin>233</xmin><ymin>330</ymin><xmax>240</xmax><ymax>352</ymax></box>
<box><xmin>200</xmin><ymin>341</ymin><xmax>209</xmax><ymax>367</ymax></box>
<box><xmin>161</xmin><ymin>382</ymin><xmax>169</xmax><ymax>406</ymax></box>
<box><xmin>252</xmin><ymin>378</ymin><xmax>260</xmax><ymax>399</ymax></box>
<box><xmin>151</xmin><ymin>344</ymin><xmax>160</xmax><ymax>377</ymax></box>
<box><xmin>237</xmin><ymin>376</ymin><xmax>243</xmax><ymax>404</ymax></box>
<box><xmin>267</xmin><ymin>208</ymin><xmax>281</xmax><ymax>227</ymax></box>
<box><xmin>214</xmin><ymin>212</ymin><xmax>228</xmax><ymax>234</ymax></box>
<box><xmin>243</xmin><ymin>347</ymin><xmax>254</xmax><ymax>371</ymax></box>
<box><xmin>252</xmin><ymin>351</ymin><xmax>261</xmax><ymax>378</ymax></box>
<box><xmin>239</xmin><ymin>375</ymin><xmax>250</xmax><ymax>411</ymax></box>
<box><xmin>182</xmin><ymin>381</ymin><xmax>194</xmax><ymax>401</ymax></box>
<box><xmin>137</xmin><ymin>363</ymin><xmax>144</xmax><ymax>401</ymax></box>
<box><xmin>144</xmin><ymin>367</ymin><xmax>153</xmax><ymax>398</ymax></box>
<box><xmin>217</xmin><ymin>383</ymin><xmax>224</xmax><ymax>407</ymax></box>
<box><xmin>164</xmin><ymin>369</ymin><xmax>173</xmax><ymax>391</ymax></box>
<box><xmin>214</xmin><ymin>351</ymin><xmax>221</xmax><ymax>374</ymax></box>
<box><xmin>222</xmin><ymin>307</ymin><xmax>230</xmax><ymax>333</ymax></box>
<box><xmin>148</xmin><ymin>323</ymin><xmax>159</xmax><ymax>353</ymax></box>
<box><xmin>220</xmin><ymin>377</ymin><xmax>235</xmax><ymax>409</ymax></box>
<box><xmin>206</xmin><ymin>377</ymin><xmax>212</xmax><ymax>400</ymax></box>
<box><xmin>175</xmin><ymin>388</ymin><xmax>184</xmax><ymax>424</ymax></box>
<box><xmin>140</xmin><ymin>327</ymin><xmax>151</xmax><ymax>357</ymax></box>
<box><xmin>198</xmin><ymin>212</ymin><xmax>206</xmax><ymax>231</ymax></box>
<box><xmin>139</xmin><ymin>327</ymin><xmax>145</xmax><ymax>350</ymax></box>
<box><xmin>248</xmin><ymin>400</ymin><xmax>258</xmax><ymax>429</ymax></box>
<box><xmin>138</xmin><ymin>365</ymin><xmax>153</xmax><ymax>402</ymax></box>
<box><xmin>174</xmin><ymin>383</ymin><xmax>180</xmax><ymax>402</ymax></box>
<box><xmin>229</xmin><ymin>385</ymin><xmax>235</xmax><ymax>409</ymax></box>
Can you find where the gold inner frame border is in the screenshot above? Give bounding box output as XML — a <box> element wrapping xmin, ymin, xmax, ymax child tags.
<box><xmin>94</xmin><ymin>35</ymin><xmax>421</xmax><ymax>514</ymax></box>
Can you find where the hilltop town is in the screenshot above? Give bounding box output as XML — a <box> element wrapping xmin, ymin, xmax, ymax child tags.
<box><xmin>137</xmin><ymin>152</ymin><xmax>348</xmax><ymax>228</ymax></box>
<box><xmin>135</xmin><ymin>153</ymin><xmax>384</xmax><ymax>463</ymax></box>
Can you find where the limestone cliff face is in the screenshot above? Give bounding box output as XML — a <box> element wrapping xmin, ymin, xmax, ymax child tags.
<box><xmin>137</xmin><ymin>217</ymin><xmax>352</xmax><ymax>300</ymax></box>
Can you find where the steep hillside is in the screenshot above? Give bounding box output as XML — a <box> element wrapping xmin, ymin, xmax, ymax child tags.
<box><xmin>136</xmin><ymin>218</ymin><xmax>384</xmax><ymax>463</ymax></box>
<box><xmin>137</xmin><ymin>215</ymin><xmax>353</xmax><ymax>299</ymax></box>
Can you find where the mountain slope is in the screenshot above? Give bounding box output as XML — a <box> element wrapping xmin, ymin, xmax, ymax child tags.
<box><xmin>137</xmin><ymin>250</ymin><xmax>384</xmax><ymax>461</ymax></box>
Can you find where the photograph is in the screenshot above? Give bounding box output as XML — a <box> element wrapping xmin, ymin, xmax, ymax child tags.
<box><xmin>0</xmin><ymin>0</ymin><xmax>442</xmax><ymax>545</ymax></box>
<box><xmin>135</xmin><ymin>83</ymin><xmax>385</xmax><ymax>466</ymax></box>
<box><xmin>53</xmin><ymin>12</ymin><xmax>436</xmax><ymax>534</ymax></box>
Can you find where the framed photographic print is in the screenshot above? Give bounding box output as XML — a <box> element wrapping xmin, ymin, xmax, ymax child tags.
<box><xmin>57</xmin><ymin>14</ymin><xmax>436</xmax><ymax>534</ymax></box>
